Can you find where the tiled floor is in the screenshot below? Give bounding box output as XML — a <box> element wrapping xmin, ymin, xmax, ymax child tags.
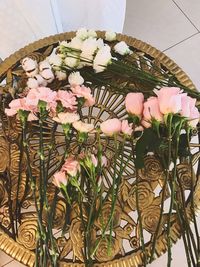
<box><xmin>1</xmin><ymin>0</ymin><xmax>200</xmax><ymax>266</ymax></box>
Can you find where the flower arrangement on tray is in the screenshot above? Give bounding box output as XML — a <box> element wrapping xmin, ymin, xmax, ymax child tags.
<box><xmin>0</xmin><ymin>28</ymin><xmax>200</xmax><ymax>267</ymax></box>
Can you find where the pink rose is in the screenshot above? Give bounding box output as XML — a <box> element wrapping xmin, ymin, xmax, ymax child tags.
<box><xmin>125</xmin><ymin>93</ymin><xmax>144</xmax><ymax>117</ymax></box>
<box><xmin>57</xmin><ymin>90</ymin><xmax>77</xmax><ymax>111</ymax></box>
<box><xmin>100</xmin><ymin>118</ymin><xmax>121</xmax><ymax>136</ymax></box>
<box><xmin>142</xmin><ymin>97</ymin><xmax>163</xmax><ymax>127</ymax></box>
<box><xmin>154</xmin><ymin>87</ymin><xmax>183</xmax><ymax>114</ymax></box>
<box><xmin>62</xmin><ymin>157</ymin><xmax>80</xmax><ymax>177</ymax></box>
<box><xmin>188</xmin><ymin>106</ymin><xmax>199</xmax><ymax>128</ymax></box>
<box><xmin>53</xmin><ymin>171</ymin><xmax>67</xmax><ymax>188</ymax></box>
<box><xmin>121</xmin><ymin>120</ymin><xmax>133</xmax><ymax>135</ymax></box>
<box><xmin>181</xmin><ymin>95</ymin><xmax>196</xmax><ymax>117</ymax></box>
<box><xmin>71</xmin><ymin>85</ymin><xmax>95</xmax><ymax>107</ymax></box>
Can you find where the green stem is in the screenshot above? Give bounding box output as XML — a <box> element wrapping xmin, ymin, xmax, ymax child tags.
<box><xmin>150</xmin><ymin>114</ymin><xmax>173</xmax><ymax>262</ymax></box>
<box><xmin>15</xmin><ymin>128</ymin><xmax>24</xmax><ymax>236</ymax></box>
<box><xmin>186</xmin><ymin>129</ymin><xmax>200</xmax><ymax>264</ymax></box>
<box><xmin>91</xmin><ymin>142</ymin><xmax>132</xmax><ymax>257</ymax></box>
<box><xmin>167</xmin><ymin>120</ymin><xmax>184</xmax><ymax>267</ymax></box>
<box><xmin>22</xmin><ymin>125</ymin><xmax>47</xmax><ymax>266</ymax></box>
<box><xmin>44</xmin><ymin>122</ymin><xmax>58</xmax><ymax>267</ymax></box>
<box><xmin>175</xmin><ymin>201</ymin><xmax>192</xmax><ymax>267</ymax></box>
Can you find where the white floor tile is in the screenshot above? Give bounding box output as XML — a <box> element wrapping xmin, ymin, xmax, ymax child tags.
<box><xmin>165</xmin><ymin>33</ymin><xmax>200</xmax><ymax>90</ymax></box>
<box><xmin>123</xmin><ymin>0</ymin><xmax>198</xmax><ymax>51</ymax></box>
<box><xmin>174</xmin><ymin>0</ymin><xmax>200</xmax><ymax>31</ymax></box>
<box><xmin>2</xmin><ymin>260</ymin><xmax>25</xmax><ymax>267</ymax></box>
<box><xmin>0</xmin><ymin>251</ymin><xmax>13</xmax><ymax>266</ymax></box>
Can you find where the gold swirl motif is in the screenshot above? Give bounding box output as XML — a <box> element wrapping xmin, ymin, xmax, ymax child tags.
<box><xmin>127</xmin><ymin>181</ymin><xmax>155</xmax><ymax>210</ymax></box>
<box><xmin>141</xmin><ymin>205</ymin><xmax>161</xmax><ymax>233</ymax></box>
<box><xmin>95</xmin><ymin>202</ymin><xmax>121</xmax><ymax>229</ymax></box>
<box><xmin>11</xmin><ymin>172</ymin><xmax>27</xmax><ymax>201</ymax></box>
<box><xmin>95</xmin><ymin>236</ymin><xmax>120</xmax><ymax>262</ymax></box>
<box><xmin>0</xmin><ymin>179</ymin><xmax>8</xmax><ymax>205</ymax></box>
<box><xmin>52</xmin><ymin>199</ymin><xmax>66</xmax><ymax>229</ymax></box>
<box><xmin>130</xmin><ymin>236</ymin><xmax>140</xmax><ymax>250</ymax></box>
<box><xmin>70</xmin><ymin>219</ymin><xmax>84</xmax><ymax>261</ymax></box>
<box><xmin>0</xmin><ymin>137</ymin><xmax>8</xmax><ymax>173</ymax></box>
<box><xmin>177</xmin><ymin>163</ymin><xmax>195</xmax><ymax>190</ymax></box>
<box><xmin>5</xmin><ymin>117</ymin><xmax>22</xmax><ymax>140</ymax></box>
<box><xmin>2</xmin><ymin>216</ymin><xmax>10</xmax><ymax>228</ymax></box>
<box><xmin>0</xmin><ymin>205</ymin><xmax>11</xmax><ymax>228</ymax></box>
<box><xmin>143</xmin><ymin>156</ymin><xmax>164</xmax><ymax>180</ymax></box>
<box><xmin>10</xmin><ymin>144</ymin><xmax>26</xmax><ymax>175</ymax></box>
<box><xmin>17</xmin><ymin>219</ymin><xmax>37</xmax><ymax>250</ymax></box>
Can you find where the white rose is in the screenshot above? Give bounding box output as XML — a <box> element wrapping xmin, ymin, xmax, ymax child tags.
<box><xmin>53</xmin><ymin>112</ymin><xmax>80</xmax><ymax>124</ymax></box>
<box><xmin>27</xmin><ymin>77</ymin><xmax>39</xmax><ymax>89</ymax></box>
<box><xmin>114</xmin><ymin>41</ymin><xmax>131</xmax><ymax>55</ymax></box>
<box><xmin>34</xmin><ymin>74</ymin><xmax>47</xmax><ymax>86</ymax></box>
<box><xmin>80</xmin><ymin>52</ymin><xmax>93</xmax><ymax>66</ymax></box>
<box><xmin>40</xmin><ymin>69</ymin><xmax>55</xmax><ymax>83</ymax></box>
<box><xmin>64</xmin><ymin>56</ymin><xmax>79</xmax><ymax>69</ymax></box>
<box><xmin>73</xmin><ymin>120</ymin><xmax>94</xmax><ymax>133</ymax></box>
<box><xmin>97</xmin><ymin>38</ymin><xmax>104</xmax><ymax>49</ymax></box>
<box><xmin>48</xmin><ymin>53</ymin><xmax>62</xmax><ymax>66</ymax></box>
<box><xmin>93</xmin><ymin>45</ymin><xmax>112</xmax><ymax>73</ymax></box>
<box><xmin>105</xmin><ymin>31</ymin><xmax>117</xmax><ymax>41</ymax></box>
<box><xmin>81</xmin><ymin>37</ymin><xmax>98</xmax><ymax>56</ymax></box>
<box><xmin>55</xmin><ymin>71</ymin><xmax>67</xmax><ymax>81</ymax></box>
<box><xmin>59</xmin><ymin>41</ymin><xmax>69</xmax><ymax>47</ymax></box>
<box><xmin>76</xmin><ymin>28</ymin><xmax>88</xmax><ymax>40</ymax></box>
<box><xmin>69</xmin><ymin>37</ymin><xmax>83</xmax><ymax>50</ymax></box>
<box><xmin>22</xmin><ymin>57</ymin><xmax>38</xmax><ymax>72</ymax></box>
<box><xmin>39</xmin><ymin>60</ymin><xmax>51</xmax><ymax>71</ymax></box>
<box><xmin>88</xmin><ymin>29</ymin><xmax>97</xmax><ymax>38</ymax></box>
<box><xmin>68</xmin><ymin>71</ymin><xmax>84</xmax><ymax>86</ymax></box>
<box><xmin>25</xmin><ymin>68</ymin><xmax>38</xmax><ymax>78</ymax></box>
<box><xmin>27</xmin><ymin>74</ymin><xmax>47</xmax><ymax>88</ymax></box>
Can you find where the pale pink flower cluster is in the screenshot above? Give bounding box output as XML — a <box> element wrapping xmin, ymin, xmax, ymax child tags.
<box><xmin>71</xmin><ymin>85</ymin><xmax>95</xmax><ymax>107</ymax></box>
<box><xmin>4</xmin><ymin>87</ymin><xmax>57</xmax><ymax>120</ymax></box>
<box><xmin>53</xmin><ymin>156</ymin><xmax>80</xmax><ymax>188</ymax></box>
<box><xmin>100</xmin><ymin>118</ymin><xmax>133</xmax><ymax>136</ymax></box>
<box><xmin>125</xmin><ymin>87</ymin><xmax>200</xmax><ymax>128</ymax></box>
<box><xmin>56</xmin><ymin>90</ymin><xmax>77</xmax><ymax>111</ymax></box>
<box><xmin>5</xmin><ymin>87</ymin><xmax>57</xmax><ymax>120</ymax></box>
<box><xmin>5</xmin><ymin>83</ymin><xmax>95</xmax><ymax>121</ymax></box>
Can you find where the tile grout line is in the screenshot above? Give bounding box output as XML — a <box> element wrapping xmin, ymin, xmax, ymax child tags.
<box><xmin>1</xmin><ymin>259</ymin><xmax>14</xmax><ymax>267</ymax></box>
<box><xmin>172</xmin><ymin>0</ymin><xmax>200</xmax><ymax>32</ymax></box>
<box><xmin>162</xmin><ymin>32</ymin><xmax>200</xmax><ymax>52</ymax></box>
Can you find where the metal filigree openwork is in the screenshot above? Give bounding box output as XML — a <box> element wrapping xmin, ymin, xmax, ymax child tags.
<box><xmin>0</xmin><ymin>32</ymin><xmax>199</xmax><ymax>267</ymax></box>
